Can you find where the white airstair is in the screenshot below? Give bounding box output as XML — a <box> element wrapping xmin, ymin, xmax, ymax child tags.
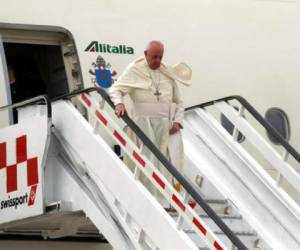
<box><xmin>182</xmin><ymin>97</ymin><xmax>300</xmax><ymax>249</ymax></box>
<box><xmin>0</xmin><ymin>89</ymin><xmax>299</xmax><ymax>250</ymax></box>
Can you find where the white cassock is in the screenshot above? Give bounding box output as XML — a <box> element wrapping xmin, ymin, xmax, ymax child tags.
<box><xmin>109</xmin><ymin>57</ymin><xmax>192</xmax><ymax>193</ymax></box>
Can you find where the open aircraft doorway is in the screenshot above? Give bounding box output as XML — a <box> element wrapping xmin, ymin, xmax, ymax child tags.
<box><xmin>0</xmin><ymin>27</ymin><xmax>82</xmax><ymax>126</ymax></box>
<box><xmin>4</xmin><ymin>43</ymin><xmax>68</xmax><ymax>103</ymax></box>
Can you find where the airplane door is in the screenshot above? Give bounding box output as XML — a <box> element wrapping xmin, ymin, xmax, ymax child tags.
<box><xmin>0</xmin><ymin>33</ymin><xmax>12</xmax><ymax>127</ymax></box>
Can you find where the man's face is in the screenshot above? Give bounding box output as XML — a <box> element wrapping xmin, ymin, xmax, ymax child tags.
<box><xmin>144</xmin><ymin>45</ymin><xmax>164</xmax><ymax>70</ymax></box>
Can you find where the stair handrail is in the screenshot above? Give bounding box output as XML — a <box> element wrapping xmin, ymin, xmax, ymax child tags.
<box><xmin>0</xmin><ymin>95</ymin><xmax>52</xmax><ymax>118</ymax></box>
<box><xmin>52</xmin><ymin>87</ymin><xmax>248</xmax><ymax>250</ymax></box>
<box><xmin>186</xmin><ymin>95</ymin><xmax>300</xmax><ymax>164</ymax></box>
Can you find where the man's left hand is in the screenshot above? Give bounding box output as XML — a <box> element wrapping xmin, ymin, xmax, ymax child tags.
<box><xmin>169</xmin><ymin>122</ymin><xmax>182</xmax><ymax>135</ymax></box>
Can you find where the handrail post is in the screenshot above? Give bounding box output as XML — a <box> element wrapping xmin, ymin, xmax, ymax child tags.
<box><xmin>232</xmin><ymin>105</ymin><xmax>245</xmax><ymax>142</ymax></box>
<box><xmin>0</xmin><ymin>95</ymin><xmax>52</xmax><ymax>119</ymax></box>
<box><xmin>276</xmin><ymin>149</ymin><xmax>289</xmax><ymax>186</ymax></box>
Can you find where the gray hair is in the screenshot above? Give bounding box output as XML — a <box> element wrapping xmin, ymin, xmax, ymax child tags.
<box><xmin>145</xmin><ymin>40</ymin><xmax>164</xmax><ymax>51</ymax></box>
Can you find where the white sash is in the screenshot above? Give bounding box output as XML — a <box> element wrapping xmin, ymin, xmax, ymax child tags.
<box><xmin>133</xmin><ymin>102</ymin><xmax>177</xmax><ymax>125</ymax></box>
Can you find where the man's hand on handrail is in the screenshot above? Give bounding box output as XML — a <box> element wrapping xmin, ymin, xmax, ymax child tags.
<box><xmin>115</xmin><ymin>103</ymin><xmax>127</xmax><ymax>117</ymax></box>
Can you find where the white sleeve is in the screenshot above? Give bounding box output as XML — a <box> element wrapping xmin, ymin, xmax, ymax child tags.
<box><xmin>172</xmin><ymin>82</ymin><xmax>184</xmax><ymax>127</ymax></box>
<box><xmin>109</xmin><ymin>84</ymin><xmax>132</xmax><ymax>105</ymax></box>
<box><xmin>109</xmin><ymin>64</ymin><xmax>135</xmax><ymax>105</ymax></box>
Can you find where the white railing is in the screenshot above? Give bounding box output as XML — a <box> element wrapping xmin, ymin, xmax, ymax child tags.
<box><xmin>215</xmin><ymin>102</ymin><xmax>300</xmax><ymax>204</ymax></box>
<box><xmin>189</xmin><ymin>100</ymin><xmax>300</xmax><ymax>220</ymax></box>
<box><xmin>78</xmin><ymin>92</ymin><xmax>227</xmax><ymax>250</ymax></box>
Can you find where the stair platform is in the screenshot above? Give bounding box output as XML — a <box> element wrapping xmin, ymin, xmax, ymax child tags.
<box><xmin>0</xmin><ymin>203</ymin><xmax>105</xmax><ymax>241</ymax></box>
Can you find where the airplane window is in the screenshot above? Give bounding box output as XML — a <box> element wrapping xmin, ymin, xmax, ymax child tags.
<box><xmin>265</xmin><ymin>108</ymin><xmax>290</xmax><ymax>144</ymax></box>
<box><xmin>220</xmin><ymin>106</ymin><xmax>245</xmax><ymax>143</ymax></box>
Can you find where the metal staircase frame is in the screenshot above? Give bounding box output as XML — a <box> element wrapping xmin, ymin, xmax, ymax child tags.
<box><xmin>184</xmin><ymin>95</ymin><xmax>300</xmax><ymax>249</ymax></box>
<box><xmin>51</xmin><ymin>87</ymin><xmax>248</xmax><ymax>250</ymax></box>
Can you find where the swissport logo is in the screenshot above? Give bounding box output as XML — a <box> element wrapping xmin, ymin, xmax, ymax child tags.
<box><xmin>1</xmin><ymin>193</ymin><xmax>28</xmax><ymax>210</ymax></box>
<box><xmin>0</xmin><ymin>135</ymin><xmax>39</xmax><ymax>209</ymax></box>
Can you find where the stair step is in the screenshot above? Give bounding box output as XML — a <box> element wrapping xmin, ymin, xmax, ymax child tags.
<box><xmin>190</xmin><ymin>199</ymin><xmax>240</xmax><ymax>216</ymax></box>
<box><xmin>170</xmin><ymin>212</ymin><xmax>249</xmax><ymax>233</ymax></box>
<box><xmin>200</xmin><ymin>214</ymin><xmax>242</xmax><ymax>220</ymax></box>
<box><xmin>205</xmin><ymin>199</ymin><xmax>228</xmax><ymax>204</ymax></box>
<box><xmin>184</xmin><ymin>229</ymin><xmax>256</xmax><ymax>236</ymax></box>
<box><xmin>184</xmin><ymin>156</ymin><xmax>225</xmax><ymax>200</ymax></box>
<box><xmin>169</xmin><ymin>211</ymin><xmax>273</xmax><ymax>249</ymax></box>
<box><xmin>186</xmin><ymin>230</ymin><xmax>271</xmax><ymax>249</ymax></box>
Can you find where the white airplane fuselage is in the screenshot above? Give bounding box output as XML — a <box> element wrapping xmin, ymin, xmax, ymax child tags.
<box><xmin>0</xmin><ymin>1</ymin><xmax>299</xmax><ymax>249</ymax></box>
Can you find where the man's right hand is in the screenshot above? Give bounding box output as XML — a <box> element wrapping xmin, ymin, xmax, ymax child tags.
<box><xmin>115</xmin><ymin>103</ymin><xmax>127</xmax><ymax>117</ymax></box>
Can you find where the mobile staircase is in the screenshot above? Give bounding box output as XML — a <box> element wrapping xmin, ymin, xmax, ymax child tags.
<box><xmin>0</xmin><ymin>88</ymin><xmax>299</xmax><ymax>250</ymax></box>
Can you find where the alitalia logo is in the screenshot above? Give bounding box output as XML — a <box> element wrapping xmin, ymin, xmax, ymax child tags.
<box><xmin>85</xmin><ymin>41</ymin><xmax>134</xmax><ymax>54</ymax></box>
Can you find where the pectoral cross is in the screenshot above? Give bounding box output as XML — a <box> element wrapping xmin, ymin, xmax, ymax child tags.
<box><xmin>154</xmin><ymin>89</ymin><xmax>161</xmax><ymax>101</ymax></box>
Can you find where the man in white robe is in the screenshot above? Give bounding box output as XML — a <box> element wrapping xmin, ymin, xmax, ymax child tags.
<box><xmin>109</xmin><ymin>41</ymin><xmax>191</xmax><ymax>193</ymax></box>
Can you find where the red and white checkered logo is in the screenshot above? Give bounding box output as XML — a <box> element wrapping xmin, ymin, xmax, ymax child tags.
<box><xmin>0</xmin><ymin>135</ymin><xmax>39</xmax><ymax>205</ymax></box>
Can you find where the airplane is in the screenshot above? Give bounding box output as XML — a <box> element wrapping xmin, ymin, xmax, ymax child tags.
<box><xmin>0</xmin><ymin>0</ymin><xmax>299</xmax><ymax>250</ymax></box>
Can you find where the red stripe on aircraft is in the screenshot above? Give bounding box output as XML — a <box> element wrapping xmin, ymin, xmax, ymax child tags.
<box><xmin>27</xmin><ymin>158</ymin><xmax>39</xmax><ymax>186</ymax></box>
<box><xmin>16</xmin><ymin>135</ymin><xmax>27</xmax><ymax>163</ymax></box>
<box><xmin>7</xmin><ymin>164</ymin><xmax>17</xmax><ymax>193</ymax></box>
<box><xmin>0</xmin><ymin>142</ymin><xmax>6</xmax><ymax>169</ymax></box>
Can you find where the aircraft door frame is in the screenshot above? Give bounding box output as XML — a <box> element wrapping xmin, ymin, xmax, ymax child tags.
<box><xmin>0</xmin><ymin>33</ymin><xmax>12</xmax><ymax>127</ymax></box>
